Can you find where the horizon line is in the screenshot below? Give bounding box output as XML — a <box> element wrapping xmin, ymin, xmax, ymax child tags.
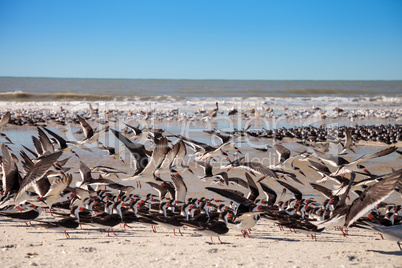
<box><xmin>1</xmin><ymin>76</ymin><xmax>401</xmax><ymax>82</ymax></box>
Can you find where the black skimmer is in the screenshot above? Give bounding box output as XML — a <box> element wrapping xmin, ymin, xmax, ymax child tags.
<box><xmin>331</xmin><ymin>146</ymin><xmax>397</xmax><ymax>176</ymax></box>
<box><xmin>1</xmin><ymin>143</ymin><xmax>21</xmax><ymax>196</ymax></box>
<box><xmin>155</xmin><ymin>140</ymin><xmax>193</xmax><ymax>176</ymax></box>
<box><xmin>223</xmin><ymin>157</ymin><xmax>279</xmax><ymax>180</ymax></box>
<box><xmin>182</xmin><ymin>211</ymin><xmax>231</xmax><ymax>243</ymax></box>
<box><xmin>253</xmin><ymin>144</ymin><xmax>272</xmax><ymax>152</ymax></box>
<box><xmin>14</xmin><ymin>151</ymin><xmax>63</xmax><ymax>201</ymax></box>
<box><xmin>227</xmin><ymin>206</ymin><xmax>262</xmax><ymax>238</ymax></box>
<box><xmin>42</xmin><ymin>127</ymin><xmax>80</xmax><ymax>157</ymax></box>
<box><xmin>259</xmin><ymin>181</ymin><xmax>279</xmax><ymax>205</ymax></box>
<box><xmin>90</xmin><ymin>201</ymin><xmax>125</xmax><ymax>236</ymax></box>
<box><xmin>339</xmin><ymin>128</ymin><xmax>356</xmax><ymax>155</ymax></box>
<box><xmin>0</xmin><ymin>205</ymin><xmax>41</xmax><ymax>225</ymax></box>
<box><xmin>35</xmin><ymin>173</ymin><xmax>73</xmax><ymax>210</ymax></box>
<box><xmin>315</xmin><ymin>169</ymin><xmax>402</xmax><ymax>233</ymax></box>
<box><xmin>76</xmin><ymin>114</ymin><xmax>94</xmax><ymax>140</ymax></box>
<box><xmin>360</xmin><ymin>221</ymin><xmax>402</xmax><ymax>251</ymax></box>
<box><xmin>268</xmin><ymin>144</ymin><xmax>307</xmax><ymax>177</ymax></box>
<box><xmin>110</xmin><ymin>128</ymin><xmax>160</xmax><ymax>182</ymax></box>
<box><xmin>0</xmin><ymin>111</ymin><xmax>11</xmax><ymax>129</ymax></box>
<box><xmin>75</xmin><ymin>114</ymin><xmax>108</xmax><ymax>145</ymax></box>
<box><xmin>170</xmin><ymin>173</ymin><xmax>188</xmax><ymax>203</ymax></box>
<box><xmin>35</xmin><ymin>206</ymin><xmax>81</xmax><ymax>238</ymax></box>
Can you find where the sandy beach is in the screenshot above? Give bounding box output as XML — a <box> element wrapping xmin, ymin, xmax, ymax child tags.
<box><xmin>1</xmin><ymin>216</ymin><xmax>401</xmax><ymax>268</ymax></box>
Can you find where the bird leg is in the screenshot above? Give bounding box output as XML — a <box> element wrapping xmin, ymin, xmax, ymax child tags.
<box><xmin>218</xmin><ymin>237</ymin><xmax>224</xmax><ymax>244</ymax></box>
<box><xmin>397</xmin><ymin>241</ymin><xmax>402</xmax><ymax>251</ymax></box>
<box><xmin>64</xmin><ymin>230</ymin><xmax>70</xmax><ymax>239</ymax></box>
<box><xmin>151</xmin><ymin>225</ymin><xmax>157</xmax><ymax>233</ymax></box>
<box><xmin>49</xmin><ymin>208</ymin><xmax>55</xmax><ymax>217</ymax></box>
<box><xmin>178</xmin><ymin>229</ymin><xmax>183</xmax><ymax>236</ymax></box>
<box><xmin>378</xmin><ymin>233</ymin><xmax>384</xmax><ymax>240</ymax></box>
<box><xmin>339</xmin><ymin>227</ymin><xmax>348</xmax><ymax>237</ymax></box>
<box><xmin>210</xmin><ymin>236</ymin><xmax>214</xmax><ymax>243</ymax></box>
<box><xmin>242</xmin><ymin>230</ymin><xmax>250</xmax><ymax>238</ymax></box>
<box><xmin>123</xmin><ymin>223</ymin><xmax>132</xmax><ymax>230</ymax></box>
<box><xmin>311</xmin><ymin>234</ymin><xmax>317</xmax><ymax>241</ymax></box>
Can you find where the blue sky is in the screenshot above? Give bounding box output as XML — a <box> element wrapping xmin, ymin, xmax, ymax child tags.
<box><xmin>0</xmin><ymin>1</ymin><xmax>401</xmax><ymax>80</ymax></box>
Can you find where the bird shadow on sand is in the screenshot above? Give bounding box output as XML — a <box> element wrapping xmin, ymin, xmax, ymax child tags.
<box><xmin>255</xmin><ymin>235</ymin><xmax>300</xmax><ymax>242</ymax></box>
<box><xmin>367</xmin><ymin>249</ymin><xmax>402</xmax><ymax>256</ymax></box>
<box><xmin>205</xmin><ymin>241</ymin><xmax>231</xmax><ymax>245</ymax></box>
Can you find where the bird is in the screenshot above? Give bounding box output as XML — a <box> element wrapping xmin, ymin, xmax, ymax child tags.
<box><xmin>331</xmin><ymin>146</ymin><xmax>397</xmax><ymax>176</ymax></box>
<box><xmin>315</xmin><ymin>169</ymin><xmax>402</xmax><ymax>233</ymax></box>
<box><xmin>359</xmin><ymin>222</ymin><xmax>402</xmax><ymax>251</ymax></box>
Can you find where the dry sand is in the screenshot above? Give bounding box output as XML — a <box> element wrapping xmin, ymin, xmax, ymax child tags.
<box><xmin>1</xmin><ymin>216</ymin><xmax>401</xmax><ymax>268</ymax></box>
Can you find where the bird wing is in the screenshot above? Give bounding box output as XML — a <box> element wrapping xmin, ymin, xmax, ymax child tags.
<box><xmin>276</xmin><ymin>180</ymin><xmax>303</xmax><ymax>201</ymax></box>
<box><xmin>17</xmin><ymin>151</ymin><xmax>62</xmax><ymax>197</ymax></box>
<box><xmin>173</xmin><ymin>140</ymin><xmax>187</xmax><ymax>167</ymax></box>
<box><xmin>1</xmin><ymin>143</ymin><xmax>19</xmax><ymax>193</ymax></box>
<box><xmin>351</xmin><ymin>146</ymin><xmax>397</xmax><ymax>166</ymax></box>
<box><xmin>43</xmin><ymin>127</ymin><xmax>67</xmax><ymax>149</ymax></box>
<box><xmin>274</xmin><ymin>144</ymin><xmax>291</xmax><ymax>165</ymax></box>
<box><xmin>124</xmin><ymin>123</ymin><xmax>142</xmax><ymax>135</ymax></box>
<box><xmin>308</xmin><ymin>160</ymin><xmax>331</xmax><ymax>175</ymax></box>
<box><xmin>141</xmin><ymin>136</ymin><xmax>169</xmax><ymax>175</ymax></box>
<box><xmin>110</xmin><ymin>128</ymin><xmax>149</xmax><ymax>175</ymax></box>
<box><xmin>244</xmin><ymin>172</ymin><xmax>259</xmax><ymax>201</ymax></box>
<box><xmin>0</xmin><ymin>112</ymin><xmax>11</xmax><ymax>128</ymax></box>
<box><xmin>206</xmin><ymin>187</ymin><xmax>254</xmax><ymax>207</ymax></box>
<box><xmin>147</xmin><ymin>182</ymin><xmax>167</xmax><ymax>200</ymax></box>
<box><xmin>243</xmin><ymin>162</ymin><xmax>278</xmax><ymax>179</ymax></box>
<box><xmin>259</xmin><ymin>182</ymin><xmax>277</xmax><ymax>205</ymax></box>
<box><xmin>170</xmin><ymin>173</ymin><xmax>187</xmax><ymax>203</ymax></box>
<box><xmin>345</xmin><ymin>169</ymin><xmax>402</xmax><ymax>227</ymax></box>
<box><xmin>77</xmin><ymin>115</ymin><xmax>94</xmax><ymax>140</ymax></box>
<box><xmin>32</xmin><ymin>136</ymin><xmax>44</xmax><ymax>156</ymax></box>
<box><xmin>79</xmin><ymin>161</ymin><xmax>92</xmax><ymax>183</ymax></box>
<box><xmin>44</xmin><ymin>173</ymin><xmax>73</xmax><ymax>199</ymax></box>
<box><xmin>37</xmin><ymin>127</ymin><xmax>54</xmax><ymax>154</ymax></box>
<box><xmin>310</xmin><ymin>183</ymin><xmax>334</xmax><ymax>199</ymax></box>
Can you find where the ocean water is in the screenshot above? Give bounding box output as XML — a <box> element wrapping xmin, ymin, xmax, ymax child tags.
<box><xmin>0</xmin><ymin>77</ymin><xmax>401</xmax><ymax>109</ymax></box>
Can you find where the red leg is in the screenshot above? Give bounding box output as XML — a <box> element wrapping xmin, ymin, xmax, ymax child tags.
<box><xmin>241</xmin><ymin>230</ymin><xmax>246</xmax><ymax>238</ymax></box>
<box><xmin>378</xmin><ymin>233</ymin><xmax>384</xmax><ymax>240</ymax></box>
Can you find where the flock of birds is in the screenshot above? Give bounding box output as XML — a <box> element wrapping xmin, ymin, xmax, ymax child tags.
<box><xmin>1</xmin><ymin>102</ymin><xmax>401</xmax><ymax>127</ymax></box>
<box><xmin>0</xmin><ymin>107</ymin><xmax>402</xmax><ymax>250</ymax></box>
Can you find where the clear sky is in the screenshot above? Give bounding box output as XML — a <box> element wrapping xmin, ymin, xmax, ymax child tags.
<box><xmin>0</xmin><ymin>0</ymin><xmax>401</xmax><ymax>80</ymax></box>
